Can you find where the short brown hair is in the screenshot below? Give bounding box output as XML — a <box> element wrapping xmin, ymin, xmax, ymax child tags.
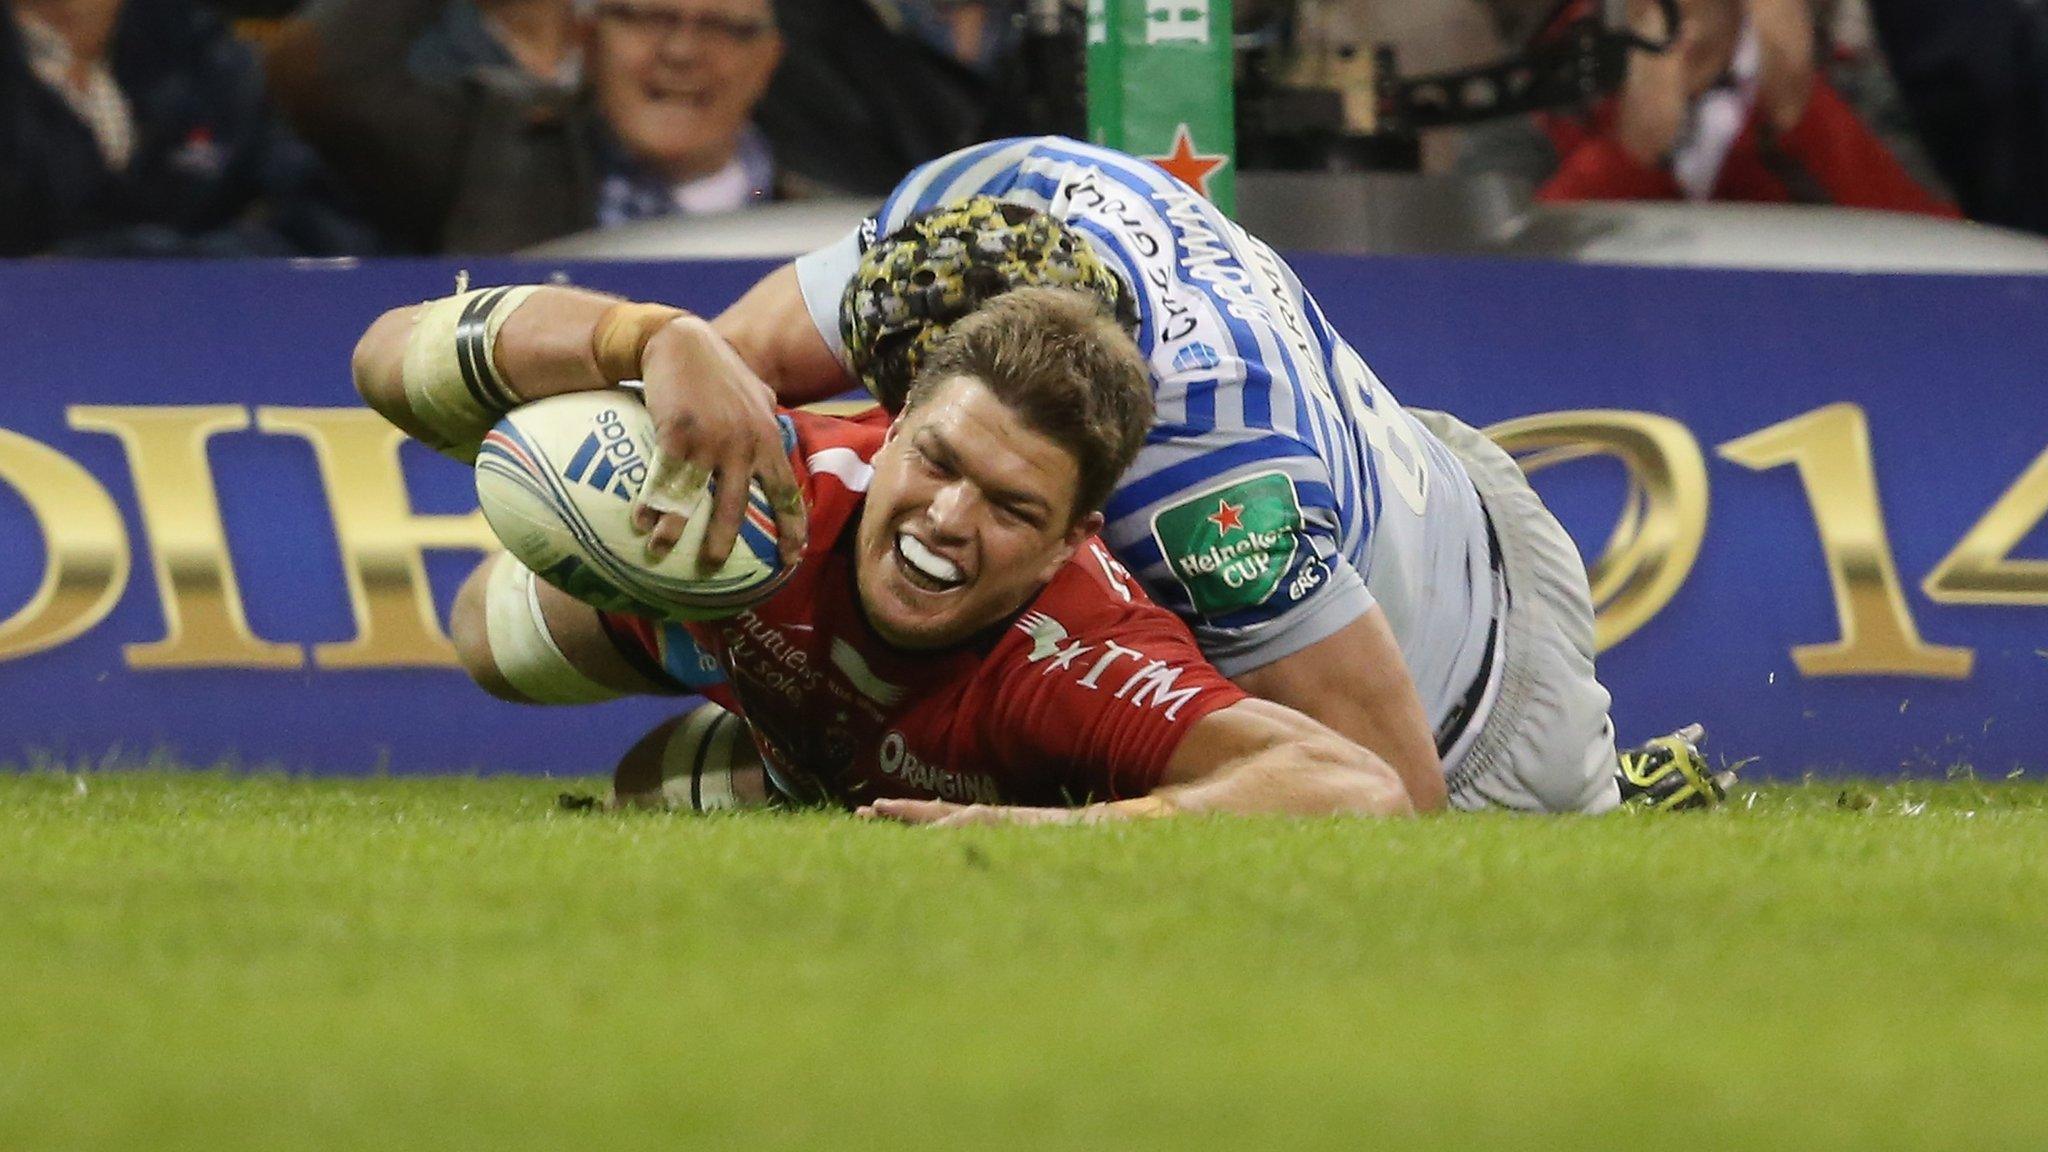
<box><xmin>902</xmin><ymin>287</ymin><xmax>1154</xmax><ymax>524</ymax></box>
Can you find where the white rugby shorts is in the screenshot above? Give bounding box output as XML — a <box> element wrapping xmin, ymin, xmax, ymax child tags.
<box><xmin>1410</xmin><ymin>410</ymin><xmax>1622</xmax><ymax>814</ymax></box>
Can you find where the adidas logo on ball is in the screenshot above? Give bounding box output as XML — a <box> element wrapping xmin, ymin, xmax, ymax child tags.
<box><xmin>474</xmin><ymin>391</ymin><xmax>796</xmax><ymax>622</ymax></box>
<box><xmin>560</xmin><ymin>409</ymin><xmax>649</xmax><ymax>502</ymax></box>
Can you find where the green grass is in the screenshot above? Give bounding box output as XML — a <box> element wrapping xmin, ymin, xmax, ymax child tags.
<box><xmin>3</xmin><ymin>771</ymin><xmax>2045</xmax><ymax>1152</ymax></box>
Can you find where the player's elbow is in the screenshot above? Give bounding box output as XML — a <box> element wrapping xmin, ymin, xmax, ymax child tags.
<box><xmin>1404</xmin><ymin>757</ymin><xmax>1449</xmax><ymax>813</ymax></box>
<box><xmin>1300</xmin><ymin>735</ymin><xmax>1416</xmax><ymax>818</ymax></box>
<box><xmin>352</xmin><ymin>305</ymin><xmax>415</xmax><ymax>420</ymax></box>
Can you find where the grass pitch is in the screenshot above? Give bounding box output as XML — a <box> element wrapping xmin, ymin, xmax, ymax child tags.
<box><xmin>3</xmin><ymin>771</ymin><xmax>2045</xmax><ymax>1152</ymax></box>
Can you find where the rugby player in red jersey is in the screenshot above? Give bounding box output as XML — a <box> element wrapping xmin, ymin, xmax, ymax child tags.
<box><xmin>353</xmin><ymin>285</ymin><xmax>1411</xmax><ymax>822</ymax></box>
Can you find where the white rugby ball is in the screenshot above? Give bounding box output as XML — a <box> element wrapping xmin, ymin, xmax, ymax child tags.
<box><xmin>474</xmin><ymin>390</ymin><xmax>792</xmax><ymax>622</ymax></box>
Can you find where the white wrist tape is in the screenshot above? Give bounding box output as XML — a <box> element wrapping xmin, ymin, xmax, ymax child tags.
<box><xmin>483</xmin><ymin>554</ymin><xmax>619</xmax><ymax>705</ymax></box>
<box><xmin>401</xmin><ymin>286</ymin><xmax>541</xmax><ymax>461</ymax></box>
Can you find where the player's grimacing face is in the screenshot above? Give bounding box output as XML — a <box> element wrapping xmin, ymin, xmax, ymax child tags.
<box><xmin>855</xmin><ymin>376</ymin><xmax>1103</xmax><ymax>651</ymax></box>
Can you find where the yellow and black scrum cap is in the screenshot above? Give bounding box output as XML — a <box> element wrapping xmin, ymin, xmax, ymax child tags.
<box><xmin>839</xmin><ymin>196</ymin><xmax>1138</xmax><ymax>412</ymax></box>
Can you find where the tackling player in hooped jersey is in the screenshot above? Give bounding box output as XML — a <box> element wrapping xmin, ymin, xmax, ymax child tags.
<box><xmin>811</xmin><ymin>141</ymin><xmax>1502</xmax><ymax>812</ymax></box>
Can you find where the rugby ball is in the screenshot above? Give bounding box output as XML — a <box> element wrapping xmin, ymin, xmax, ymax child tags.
<box><xmin>474</xmin><ymin>390</ymin><xmax>792</xmax><ymax>621</ymax></box>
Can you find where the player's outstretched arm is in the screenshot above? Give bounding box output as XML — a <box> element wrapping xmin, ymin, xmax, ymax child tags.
<box><xmin>350</xmin><ymin>280</ymin><xmax>815</xmax><ymax>566</ymax></box>
<box><xmin>860</xmin><ymin>699</ymin><xmax>1413</xmax><ymax>826</ymax></box>
<box><xmin>352</xmin><ymin>285</ymin><xmax>621</xmax><ymax>444</ymax></box>
<box><xmin>1144</xmin><ymin>697</ymin><xmax>1415</xmax><ymax>818</ymax></box>
<box><xmin>355</xmin><ymin>283</ymin><xmax>768</xmax><ymax>487</ymax></box>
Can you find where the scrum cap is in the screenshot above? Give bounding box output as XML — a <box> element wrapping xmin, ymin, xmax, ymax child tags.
<box><xmin>839</xmin><ymin>196</ymin><xmax>1138</xmax><ymax>411</ymax></box>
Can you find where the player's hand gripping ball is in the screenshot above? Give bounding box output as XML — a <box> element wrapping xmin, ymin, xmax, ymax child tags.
<box><xmin>474</xmin><ymin>391</ymin><xmax>794</xmax><ymax>621</ymax></box>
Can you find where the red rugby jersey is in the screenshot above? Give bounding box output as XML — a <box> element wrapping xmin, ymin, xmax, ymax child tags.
<box><xmin>612</xmin><ymin>410</ymin><xmax>1247</xmax><ymax>808</ymax></box>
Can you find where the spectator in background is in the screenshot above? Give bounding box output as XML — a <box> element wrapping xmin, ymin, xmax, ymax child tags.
<box><xmin>406</xmin><ymin>0</ymin><xmax>583</xmax><ymax>94</ymax></box>
<box><xmin>586</xmin><ymin>0</ymin><xmax>786</xmax><ymax>225</ymax></box>
<box><xmin>754</xmin><ymin>0</ymin><xmax>1056</xmax><ymax>197</ymax></box>
<box><xmin>266</xmin><ymin>0</ymin><xmax>591</xmax><ymax>253</ymax></box>
<box><xmin>267</xmin><ymin>0</ymin><xmax>800</xmax><ymax>254</ymax></box>
<box><xmin>1861</xmin><ymin>0</ymin><xmax>2048</xmax><ymax>235</ymax></box>
<box><xmin>1808</xmin><ymin>0</ymin><xmax>1950</xmax><ymax>200</ymax></box>
<box><xmin>0</xmin><ymin>0</ymin><xmax>377</xmax><ymax>256</ymax></box>
<box><xmin>886</xmin><ymin>0</ymin><xmax>1015</xmax><ymax>73</ymax></box>
<box><xmin>1527</xmin><ymin>0</ymin><xmax>1956</xmax><ymax>214</ymax></box>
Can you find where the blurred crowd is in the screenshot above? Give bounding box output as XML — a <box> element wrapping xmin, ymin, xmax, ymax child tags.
<box><xmin>3</xmin><ymin>0</ymin><xmax>2045</xmax><ymax>257</ymax></box>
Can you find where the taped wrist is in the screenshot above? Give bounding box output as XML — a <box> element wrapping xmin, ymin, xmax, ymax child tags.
<box><xmin>400</xmin><ymin>285</ymin><xmax>541</xmax><ymax>461</ymax></box>
<box><xmin>592</xmin><ymin>301</ymin><xmax>688</xmax><ymax>383</ymax></box>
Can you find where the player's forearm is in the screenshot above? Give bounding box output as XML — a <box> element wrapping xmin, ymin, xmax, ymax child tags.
<box><xmin>1233</xmin><ymin>667</ymin><xmax>1445</xmax><ymax>813</ymax></box>
<box><xmin>1146</xmin><ymin>736</ymin><xmax>1414</xmax><ymax>819</ymax></box>
<box><xmin>355</xmin><ymin>287</ymin><xmax>631</xmax><ymax>407</ymax></box>
<box><xmin>1230</xmin><ymin>615</ymin><xmax>1448</xmax><ymax>812</ymax></box>
<box><xmin>352</xmin><ymin>286</ymin><xmax>706</xmax><ymax>456</ymax></box>
<box><xmin>858</xmin><ymin>739</ymin><xmax>1410</xmax><ymax>826</ymax></box>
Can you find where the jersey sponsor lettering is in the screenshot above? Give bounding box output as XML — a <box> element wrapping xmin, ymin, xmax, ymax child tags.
<box><xmin>877</xmin><ymin>730</ymin><xmax>999</xmax><ymax>803</ymax></box>
<box><xmin>1012</xmin><ymin>611</ymin><xmax>1213</xmax><ymax>721</ymax></box>
<box><xmin>1085</xmin><ymin>539</ymin><xmax>1138</xmax><ymax>601</ymax></box>
<box><xmin>1150</xmin><ymin>470</ymin><xmax>1303</xmax><ymax>616</ymax></box>
<box><xmin>1113</xmin><ymin>659</ymin><xmax>1205</xmax><ymax>721</ymax></box>
<box><xmin>1077</xmin><ymin>640</ymin><xmax>1146</xmax><ymax>688</ymax></box>
<box><xmin>723</xmin><ymin>609</ymin><xmax>824</xmax><ymax>705</ymax></box>
<box><xmin>1158</xmin><ymin>192</ymin><xmax>1265</xmax><ymax>321</ymax></box>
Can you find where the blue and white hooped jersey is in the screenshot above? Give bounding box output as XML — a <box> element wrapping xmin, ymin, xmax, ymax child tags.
<box><xmin>794</xmin><ymin>136</ymin><xmax>1497</xmax><ymax>732</ymax></box>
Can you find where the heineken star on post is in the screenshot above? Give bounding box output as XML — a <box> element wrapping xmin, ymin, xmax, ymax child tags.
<box><xmin>1087</xmin><ymin>0</ymin><xmax>1236</xmax><ymax>215</ymax></box>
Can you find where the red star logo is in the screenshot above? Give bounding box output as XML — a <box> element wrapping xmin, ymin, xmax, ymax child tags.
<box><xmin>1145</xmin><ymin>124</ymin><xmax>1228</xmax><ymax>199</ymax></box>
<box><xmin>1207</xmin><ymin>498</ymin><xmax>1245</xmax><ymax>535</ymax></box>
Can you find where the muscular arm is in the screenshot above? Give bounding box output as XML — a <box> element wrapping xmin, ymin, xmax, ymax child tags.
<box><xmin>1143</xmin><ymin>698</ymin><xmax>1414</xmax><ymax>818</ymax></box>
<box><xmin>861</xmin><ymin>697</ymin><xmax>1413</xmax><ymax>825</ymax></box>
<box><xmin>351</xmin><ymin>283</ymin><xmax>632</xmax><ymax>431</ymax></box>
<box><xmin>353</xmin><ymin>268</ymin><xmax>847</xmax><ymax>564</ymax></box>
<box><xmin>350</xmin><ymin>269</ymin><xmax>849</xmax><ymax>419</ymax></box>
<box><xmin>353</xmin><ymin>284</ymin><xmax>718</xmax><ymax>449</ymax></box>
<box><xmin>352</xmin><ymin>278</ymin><xmax>815</xmax><ymax>562</ymax></box>
<box><xmin>710</xmin><ymin>264</ymin><xmax>857</xmax><ymax>404</ymax></box>
<box><xmin>1230</xmin><ymin>609</ymin><xmax>1447</xmax><ymax>813</ymax></box>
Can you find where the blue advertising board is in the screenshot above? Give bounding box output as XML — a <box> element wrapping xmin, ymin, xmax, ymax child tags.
<box><xmin>1</xmin><ymin>256</ymin><xmax>2041</xmax><ymax>778</ymax></box>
